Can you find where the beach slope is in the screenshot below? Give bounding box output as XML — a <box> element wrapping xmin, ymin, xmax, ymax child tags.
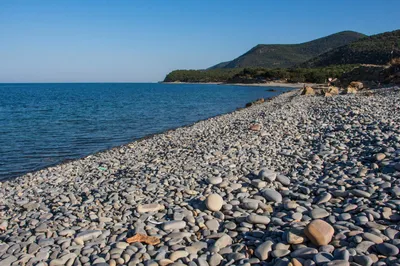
<box><xmin>1</xmin><ymin>87</ymin><xmax>400</xmax><ymax>265</ymax></box>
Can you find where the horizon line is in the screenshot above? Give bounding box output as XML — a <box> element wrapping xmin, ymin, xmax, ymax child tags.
<box><xmin>0</xmin><ymin>81</ymin><xmax>161</xmax><ymax>84</ymax></box>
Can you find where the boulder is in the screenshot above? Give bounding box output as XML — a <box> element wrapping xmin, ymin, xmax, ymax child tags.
<box><xmin>349</xmin><ymin>81</ymin><xmax>363</xmax><ymax>89</ymax></box>
<box><xmin>304</xmin><ymin>219</ymin><xmax>334</xmax><ymax>246</ymax></box>
<box><xmin>345</xmin><ymin>86</ymin><xmax>357</xmax><ymax>94</ymax></box>
<box><xmin>328</xmin><ymin>86</ymin><xmax>339</xmax><ymax>95</ymax></box>
<box><xmin>301</xmin><ymin>86</ymin><xmax>315</xmax><ymax>96</ymax></box>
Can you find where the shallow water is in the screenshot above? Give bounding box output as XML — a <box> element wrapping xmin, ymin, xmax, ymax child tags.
<box><xmin>0</xmin><ymin>83</ymin><xmax>291</xmax><ymax>179</ymax></box>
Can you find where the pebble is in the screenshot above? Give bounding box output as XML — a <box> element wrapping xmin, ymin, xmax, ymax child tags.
<box><xmin>304</xmin><ymin>219</ymin><xmax>334</xmax><ymax>246</ymax></box>
<box><xmin>353</xmin><ymin>255</ymin><xmax>373</xmax><ymax>266</ymax></box>
<box><xmin>213</xmin><ymin>234</ymin><xmax>233</xmax><ymax>252</ymax></box>
<box><xmin>259</xmin><ymin>168</ymin><xmax>276</xmax><ymax>182</ymax></box>
<box><xmin>286</xmin><ymin>228</ymin><xmax>306</xmax><ymax>244</ymax></box>
<box><xmin>276</xmin><ymin>174</ymin><xmax>290</xmax><ymax>186</ymax></box>
<box><xmin>376</xmin><ymin>242</ymin><xmax>399</xmax><ymax>256</ymax></box>
<box><xmin>169</xmin><ymin>250</ymin><xmax>189</xmax><ymax>261</ymax></box>
<box><xmin>313</xmin><ymin>252</ymin><xmax>334</xmax><ymax>265</ymax></box>
<box><xmin>291</xmin><ymin>247</ymin><xmax>318</xmax><ymax>259</ymax></box>
<box><xmin>162</xmin><ymin>220</ymin><xmax>186</xmax><ymax>231</ymax></box>
<box><xmin>272</xmin><ymin>249</ymin><xmax>291</xmax><ymax>258</ymax></box>
<box><xmin>311</xmin><ymin>208</ymin><xmax>330</xmax><ymax>219</ymax></box>
<box><xmin>315</xmin><ymin>192</ymin><xmax>332</xmax><ymax>204</ymax></box>
<box><xmin>209</xmin><ymin>253</ymin><xmax>223</xmax><ymax>266</ymax></box>
<box><xmin>261</xmin><ymin>188</ymin><xmax>282</xmax><ymax>203</ymax></box>
<box><xmin>374</xmin><ymin>153</ymin><xmax>386</xmax><ymax>161</ymax></box>
<box><xmin>255</xmin><ymin>240</ymin><xmax>273</xmax><ymax>260</ymax></box>
<box><xmin>28</xmin><ymin>243</ymin><xmax>40</xmax><ymax>254</ymax></box>
<box><xmin>137</xmin><ymin>203</ymin><xmax>165</xmax><ymax>213</ymax></box>
<box><xmin>74</xmin><ymin>230</ymin><xmax>102</xmax><ymax>245</ymax></box>
<box><xmin>246</xmin><ymin>214</ymin><xmax>270</xmax><ymax>225</ymax></box>
<box><xmin>205</xmin><ymin>194</ymin><xmax>224</xmax><ymax>211</ymax></box>
<box><xmin>362</xmin><ymin>232</ymin><xmax>383</xmax><ymax>244</ymax></box>
<box><xmin>205</xmin><ymin>219</ymin><xmax>220</xmax><ymax>231</ymax></box>
<box><xmin>351</xmin><ymin>189</ymin><xmax>371</xmax><ymax>198</ymax></box>
<box><xmin>208</xmin><ymin>176</ymin><xmax>223</xmax><ymax>185</ymax></box>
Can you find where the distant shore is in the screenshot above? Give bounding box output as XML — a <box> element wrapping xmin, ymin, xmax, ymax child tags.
<box><xmin>162</xmin><ymin>81</ymin><xmax>318</xmax><ymax>88</ymax></box>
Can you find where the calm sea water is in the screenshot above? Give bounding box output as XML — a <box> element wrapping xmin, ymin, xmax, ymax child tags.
<box><xmin>0</xmin><ymin>83</ymin><xmax>291</xmax><ymax>180</ymax></box>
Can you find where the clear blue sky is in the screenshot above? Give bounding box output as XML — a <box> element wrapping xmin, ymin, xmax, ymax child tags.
<box><xmin>1</xmin><ymin>0</ymin><xmax>399</xmax><ymax>82</ymax></box>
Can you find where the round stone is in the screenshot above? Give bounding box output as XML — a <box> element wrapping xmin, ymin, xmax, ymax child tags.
<box><xmin>261</xmin><ymin>189</ymin><xmax>282</xmax><ymax>203</ymax></box>
<box><xmin>205</xmin><ymin>194</ymin><xmax>224</xmax><ymax>211</ymax></box>
<box><xmin>311</xmin><ymin>208</ymin><xmax>330</xmax><ymax>219</ymax></box>
<box><xmin>374</xmin><ymin>153</ymin><xmax>386</xmax><ymax>161</ymax></box>
<box><xmin>246</xmin><ymin>214</ymin><xmax>270</xmax><ymax>225</ymax></box>
<box><xmin>276</xmin><ymin>174</ymin><xmax>290</xmax><ymax>186</ymax></box>
<box><xmin>304</xmin><ymin>219</ymin><xmax>334</xmax><ymax>246</ymax></box>
<box><xmin>207</xmin><ymin>176</ymin><xmax>223</xmax><ymax>185</ymax></box>
<box><xmin>259</xmin><ymin>168</ymin><xmax>277</xmax><ymax>182</ymax></box>
<box><xmin>376</xmin><ymin>243</ymin><xmax>399</xmax><ymax>256</ymax></box>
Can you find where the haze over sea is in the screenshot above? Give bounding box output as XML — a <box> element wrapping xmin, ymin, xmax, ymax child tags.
<box><xmin>0</xmin><ymin>83</ymin><xmax>288</xmax><ymax>180</ymax></box>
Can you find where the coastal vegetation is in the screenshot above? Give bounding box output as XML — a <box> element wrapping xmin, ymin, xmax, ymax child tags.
<box><xmin>164</xmin><ymin>65</ymin><xmax>358</xmax><ymax>84</ymax></box>
<box><xmin>227</xmin><ymin>65</ymin><xmax>358</xmax><ymax>84</ymax></box>
<box><xmin>164</xmin><ymin>69</ymin><xmax>243</xmax><ymax>83</ymax></box>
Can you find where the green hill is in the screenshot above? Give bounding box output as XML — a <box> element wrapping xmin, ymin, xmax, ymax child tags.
<box><xmin>164</xmin><ymin>68</ymin><xmax>243</xmax><ymax>83</ymax></box>
<box><xmin>209</xmin><ymin>31</ymin><xmax>366</xmax><ymax>69</ymax></box>
<box><xmin>299</xmin><ymin>30</ymin><xmax>400</xmax><ymax>67</ymax></box>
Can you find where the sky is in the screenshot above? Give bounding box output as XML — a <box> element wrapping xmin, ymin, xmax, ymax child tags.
<box><xmin>0</xmin><ymin>0</ymin><xmax>399</xmax><ymax>82</ymax></box>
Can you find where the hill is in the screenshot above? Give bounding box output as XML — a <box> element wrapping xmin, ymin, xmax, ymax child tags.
<box><xmin>300</xmin><ymin>29</ymin><xmax>400</xmax><ymax>67</ymax></box>
<box><xmin>163</xmin><ymin>68</ymin><xmax>244</xmax><ymax>83</ymax></box>
<box><xmin>209</xmin><ymin>31</ymin><xmax>366</xmax><ymax>69</ymax></box>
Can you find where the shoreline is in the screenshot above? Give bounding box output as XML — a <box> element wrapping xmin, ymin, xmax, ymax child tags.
<box><xmin>1</xmin><ymin>88</ymin><xmax>293</xmax><ymax>182</ymax></box>
<box><xmin>162</xmin><ymin>81</ymin><xmax>318</xmax><ymax>88</ymax></box>
<box><xmin>1</xmin><ymin>87</ymin><xmax>399</xmax><ymax>265</ymax></box>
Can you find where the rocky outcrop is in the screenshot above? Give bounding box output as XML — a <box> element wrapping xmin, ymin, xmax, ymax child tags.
<box><xmin>340</xmin><ymin>63</ymin><xmax>400</xmax><ymax>87</ymax></box>
<box><xmin>340</xmin><ymin>65</ymin><xmax>386</xmax><ymax>87</ymax></box>
<box><xmin>344</xmin><ymin>81</ymin><xmax>362</xmax><ymax>94</ymax></box>
<box><xmin>345</xmin><ymin>86</ymin><xmax>358</xmax><ymax>94</ymax></box>
<box><xmin>301</xmin><ymin>86</ymin><xmax>315</xmax><ymax>95</ymax></box>
<box><xmin>327</xmin><ymin>86</ymin><xmax>339</xmax><ymax>95</ymax></box>
<box><xmin>382</xmin><ymin>60</ymin><xmax>400</xmax><ymax>84</ymax></box>
<box><xmin>349</xmin><ymin>81</ymin><xmax>363</xmax><ymax>90</ymax></box>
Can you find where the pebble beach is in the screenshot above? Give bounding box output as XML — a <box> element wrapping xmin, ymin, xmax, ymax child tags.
<box><xmin>1</xmin><ymin>87</ymin><xmax>400</xmax><ymax>266</ymax></box>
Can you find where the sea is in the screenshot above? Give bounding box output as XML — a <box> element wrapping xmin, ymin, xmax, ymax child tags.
<box><xmin>0</xmin><ymin>83</ymin><xmax>292</xmax><ymax>180</ymax></box>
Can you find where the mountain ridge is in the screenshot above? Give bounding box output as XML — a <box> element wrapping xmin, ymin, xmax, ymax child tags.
<box><xmin>298</xmin><ymin>29</ymin><xmax>400</xmax><ymax>67</ymax></box>
<box><xmin>209</xmin><ymin>31</ymin><xmax>366</xmax><ymax>69</ymax></box>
